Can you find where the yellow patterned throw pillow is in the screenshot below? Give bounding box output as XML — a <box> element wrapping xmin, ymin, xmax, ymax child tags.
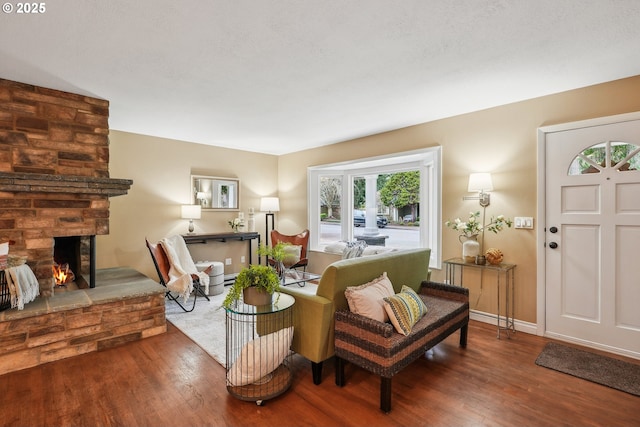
<box><xmin>383</xmin><ymin>285</ymin><xmax>428</xmax><ymax>336</ymax></box>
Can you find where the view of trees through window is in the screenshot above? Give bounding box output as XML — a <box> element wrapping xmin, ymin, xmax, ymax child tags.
<box><xmin>319</xmin><ymin>171</ymin><xmax>421</xmax><ymax>248</ymax></box>
<box><xmin>308</xmin><ymin>148</ymin><xmax>442</xmax><ymax>267</ymax></box>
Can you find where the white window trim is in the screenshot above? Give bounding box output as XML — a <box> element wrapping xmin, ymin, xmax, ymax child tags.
<box><xmin>308</xmin><ymin>147</ymin><xmax>442</xmax><ymax>269</ymax></box>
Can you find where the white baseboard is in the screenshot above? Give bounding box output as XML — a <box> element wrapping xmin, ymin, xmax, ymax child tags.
<box><xmin>470</xmin><ymin>309</ymin><xmax>537</xmax><ymax>335</ymax></box>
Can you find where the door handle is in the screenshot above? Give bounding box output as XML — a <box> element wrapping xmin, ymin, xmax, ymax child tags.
<box><xmin>550</xmin><ymin>226</ymin><xmax>558</xmax><ymax>233</ymax></box>
<box><xmin>549</xmin><ymin>242</ymin><xmax>558</xmax><ymax>249</ymax></box>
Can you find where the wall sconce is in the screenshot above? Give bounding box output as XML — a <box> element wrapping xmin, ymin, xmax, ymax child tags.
<box><xmin>260</xmin><ymin>197</ymin><xmax>280</xmax><ymax>261</ymax></box>
<box><xmin>463</xmin><ymin>172</ymin><xmax>493</xmax><ymax>207</ymax></box>
<box><xmin>181</xmin><ymin>204</ymin><xmax>201</xmax><ymax>234</ymax></box>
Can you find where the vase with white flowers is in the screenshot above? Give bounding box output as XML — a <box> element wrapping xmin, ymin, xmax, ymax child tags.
<box><xmin>445</xmin><ymin>211</ymin><xmax>512</xmax><ymax>264</ymax></box>
<box><xmin>228</xmin><ymin>217</ymin><xmax>242</xmax><ymax>232</ymax></box>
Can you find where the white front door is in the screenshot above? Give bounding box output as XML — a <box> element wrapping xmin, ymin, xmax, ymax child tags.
<box><xmin>543</xmin><ymin>116</ymin><xmax>640</xmax><ymax>358</ymax></box>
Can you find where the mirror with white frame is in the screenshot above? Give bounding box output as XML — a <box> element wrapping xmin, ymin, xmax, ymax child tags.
<box><xmin>191</xmin><ymin>175</ymin><xmax>239</xmax><ymax>210</ymax></box>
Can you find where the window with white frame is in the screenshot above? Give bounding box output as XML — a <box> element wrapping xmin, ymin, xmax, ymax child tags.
<box><xmin>307</xmin><ymin>147</ymin><xmax>442</xmax><ymax>268</ymax></box>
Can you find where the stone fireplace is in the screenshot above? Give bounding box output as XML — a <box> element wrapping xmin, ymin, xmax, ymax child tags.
<box><xmin>0</xmin><ymin>78</ymin><xmax>132</xmax><ymax>296</ymax></box>
<box><xmin>0</xmin><ymin>79</ymin><xmax>167</xmax><ymax>377</ymax></box>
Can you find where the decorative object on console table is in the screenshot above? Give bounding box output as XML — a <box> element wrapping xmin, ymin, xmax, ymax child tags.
<box><xmin>228</xmin><ymin>217</ymin><xmax>242</xmax><ymax>233</ymax></box>
<box><xmin>237</xmin><ymin>212</ymin><xmax>245</xmax><ymax>232</ymax></box>
<box><xmin>247</xmin><ymin>207</ymin><xmax>255</xmax><ymax>232</ymax></box>
<box><xmin>459</xmin><ymin>234</ymin><xmax>480</xmax><ymax>263</ymax></box>
<box><xmin>446</xmin><ymin>211</ymin><xmax>483</xmax><ymax>263</ymax></box>
<box><xmin>485</xmin><ymin>248</ymin><xmax>504</xmax><ymax>265</ymax></box>
<box><xmin>464</xmin><ymin>172</ymin><xmax>493</xmax><ymax>264</ymax></box>
<box><xmin>447</xmin><ymin>173</ymin><xmax>512</xmax><ymax>265</ymax></box>
<box><xmin>181</xmin><ymin>204</ymin><xmax>201</xmax><ymax>234</ymax></box>
<box><xmin>260</xmin><ymin>197</ymin><xmax>280</xmax><ymax>264</ymax></box>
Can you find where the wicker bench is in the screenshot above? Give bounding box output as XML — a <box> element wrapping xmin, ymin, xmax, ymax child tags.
<box><xmin>334</xmin><ymin>281</ymin><xmax>469</xmax><ymax>413</ymax></box>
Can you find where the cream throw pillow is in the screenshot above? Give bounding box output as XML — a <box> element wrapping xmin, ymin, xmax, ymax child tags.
<box><xmin>227</xmin><ymin>326</ymin><xmax>293</xmax><ymax>386</ymax></box>
<box><xmin>282</xmin><ymin>245</ymin><xmax>302</xmax><ymax>267</ymax></box>
<box><xmin>344</xmin><ymin>272</ymin><xmax>395</xmax><ymax>322</ymax></box>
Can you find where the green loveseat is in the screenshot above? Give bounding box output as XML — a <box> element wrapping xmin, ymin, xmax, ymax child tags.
<box><xmin>279</xmin><ymin>248</ymin><xmax>431</xmax><ymax>384</ymax></box>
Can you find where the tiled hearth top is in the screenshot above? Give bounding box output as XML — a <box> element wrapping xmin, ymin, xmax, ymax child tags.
<box><xmin>0</xmin><ymin>267</ymin><xmax>164</xmax><ymax>321</ymax></box>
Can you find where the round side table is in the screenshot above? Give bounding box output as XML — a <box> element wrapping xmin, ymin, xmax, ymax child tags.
<box><xmin>225</xmin><ymin>292</ymin><xmax>295</xmax><ymax>405</ymax></box>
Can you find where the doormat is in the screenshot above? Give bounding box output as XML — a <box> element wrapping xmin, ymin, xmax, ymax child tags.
<box><xmin>535</xmin><ymin>342</ymin><xmax>640</xmax><ymax>397</ymax></box>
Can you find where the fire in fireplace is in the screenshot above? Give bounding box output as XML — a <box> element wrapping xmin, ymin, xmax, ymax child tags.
<box><xmin>53</xmin><ymin>236</ymin><xmax>96</xmax><ymax>289</ymax></box>
<box><xmin>52</xmin><ymin>262</ymin><xmax>75</xmax><ymax>286</ymax></box>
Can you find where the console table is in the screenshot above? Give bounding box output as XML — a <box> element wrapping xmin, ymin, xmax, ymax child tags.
<box><xmin>443</xmin><ymin>257</ymin><xmax>516</xmax><ymax>338</ymax></box>
<box><xmin>182</xmin><ymin>232</ymin><xmax>261</xmax><ymax>265</ymax></box>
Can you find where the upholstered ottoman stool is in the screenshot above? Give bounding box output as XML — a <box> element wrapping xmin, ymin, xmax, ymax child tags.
<box><xmin>195</xmin><ymin>261</ymin><xmax>225</xmax><ymax>295</ymax></box>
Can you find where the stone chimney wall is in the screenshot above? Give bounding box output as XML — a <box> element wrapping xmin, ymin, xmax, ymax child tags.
<box><xmin>0</xmin><ymin>78</ymin><xmax>131</xmax><ymax>297</ymax></box>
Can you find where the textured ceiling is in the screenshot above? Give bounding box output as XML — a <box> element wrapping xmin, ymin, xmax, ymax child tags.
<box><xmin>2</xmin><ymin>0</ymin><xmax>640</xmax><ymax>155</ymax></box>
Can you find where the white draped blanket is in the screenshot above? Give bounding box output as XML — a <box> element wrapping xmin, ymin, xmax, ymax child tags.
<box><xmin>6</xmin><ymin>264</ymin><xmax>40</xmax><ymax>310</ymax></box>
<box><xmin>159</xmin><ymin>235</ymin><xmax>210</xmax><ymax>302</ymax></box>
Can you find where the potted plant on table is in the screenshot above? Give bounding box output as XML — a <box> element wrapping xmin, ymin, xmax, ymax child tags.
<box><xmin>222</xmin><ymin>264</ymin><xmax>280</xmax><ymax>308</ymax></box>
<box><xmin>257</xmin><ymin>242</ymin><xmax>298</xmax><ymax>278</ymax></box>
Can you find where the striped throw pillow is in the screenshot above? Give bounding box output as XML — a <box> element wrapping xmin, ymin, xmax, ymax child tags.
<box><xmin>383</xmin><ymin>285</ymin><xmax>428</xmax><ymax>336</ymax></box>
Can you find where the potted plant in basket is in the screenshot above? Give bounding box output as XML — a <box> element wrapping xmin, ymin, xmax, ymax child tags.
<box><xmin>222</xmin><ymin>264</ymin><xmax>281</xmax><ymax>308</ymax></box>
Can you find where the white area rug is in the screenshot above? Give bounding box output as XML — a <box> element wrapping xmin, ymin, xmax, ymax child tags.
<box><xmin>164</xmin><ymin>288</ymin><xmax>230</xmax><ymax>367</ymax></box>
<box><xmin>165</xmin><ymin>283</ymin><xmax>319</xmax><ymax>368</ymax></box>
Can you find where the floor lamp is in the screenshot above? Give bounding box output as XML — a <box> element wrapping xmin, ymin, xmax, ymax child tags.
<box><xmin>260</xmin><ymin>197</ymin><xmax>280</xmax><ymax>265</ymax></box>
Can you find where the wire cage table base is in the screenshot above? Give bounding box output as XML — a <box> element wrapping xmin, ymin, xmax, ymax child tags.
<box><xmin>225</xmin><ymin>292</ymin><xmax>295</xmax><ymax>405</ymax></box>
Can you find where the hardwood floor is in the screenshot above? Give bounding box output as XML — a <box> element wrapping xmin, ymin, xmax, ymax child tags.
<box><xmin>1</xmin><ymin>320</ymin><xmax>637</xmax><ymax>427</ymax></box>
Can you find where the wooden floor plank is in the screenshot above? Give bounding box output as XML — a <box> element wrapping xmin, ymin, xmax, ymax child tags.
<box><xmin>0</xmin><ymin>320</ymin><xmax>637</xmax><ymax>426</ymax></box>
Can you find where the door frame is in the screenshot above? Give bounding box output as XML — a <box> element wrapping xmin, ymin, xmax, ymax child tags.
<box><xmin>536</xmin><ymin>111</ymin><xmax>640</xmax><ymax>338</ymax></box>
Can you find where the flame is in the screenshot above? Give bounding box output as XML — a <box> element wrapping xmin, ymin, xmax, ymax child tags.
<box><xmin>53</xmin><ymin>263</ymin><xmax>74</xmax><ymax>285</ymax></box>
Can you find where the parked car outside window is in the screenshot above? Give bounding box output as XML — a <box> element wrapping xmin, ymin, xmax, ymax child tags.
<box><xmin>353</xmin><ymin>210</ymin><xmax>388</xmax><ymax>228</ymax></box>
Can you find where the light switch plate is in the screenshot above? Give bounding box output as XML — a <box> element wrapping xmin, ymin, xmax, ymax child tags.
<box><xmin>514</xmin><ymin>216</ymin><xmax>534</xmax><ymax>229</ymax></box>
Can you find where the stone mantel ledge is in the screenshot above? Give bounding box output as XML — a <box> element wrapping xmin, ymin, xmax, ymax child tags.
<box><xmin>0</xmin><ymin>267</ymin><xmax>164</xmax><ymax>321</ymax></box>
<box><xmin>0</xmin><ymin>172</ymin><xmax>133</xmax><ymax>197</ymax></box>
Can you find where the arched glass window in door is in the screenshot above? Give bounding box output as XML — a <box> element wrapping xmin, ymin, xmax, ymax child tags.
<box><xmin>568</xmin><ymin>141</ymin><xmax>640</xmax><ymax>175</ymax></box>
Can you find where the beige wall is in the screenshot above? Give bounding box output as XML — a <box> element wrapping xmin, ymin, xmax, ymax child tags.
<box><xmin>279</xmin><ymin>75</ymin><xmax>640</xmax><ymax>324</ymax></box>
<box><xmin>97</xmin><ymin>131</ymin><xmax>278</xmax><ymax>280</ymax></box>
<box><xmin>99</xmin><ymin>75</ymin><xmax>640</xmax><ymax>325</ymax></box>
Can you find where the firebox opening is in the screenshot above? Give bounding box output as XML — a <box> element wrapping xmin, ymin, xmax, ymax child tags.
<box><xmin>53</xmin><ymin>236</ymin><xmax>95</xmax><ymax>289</ymax></box>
